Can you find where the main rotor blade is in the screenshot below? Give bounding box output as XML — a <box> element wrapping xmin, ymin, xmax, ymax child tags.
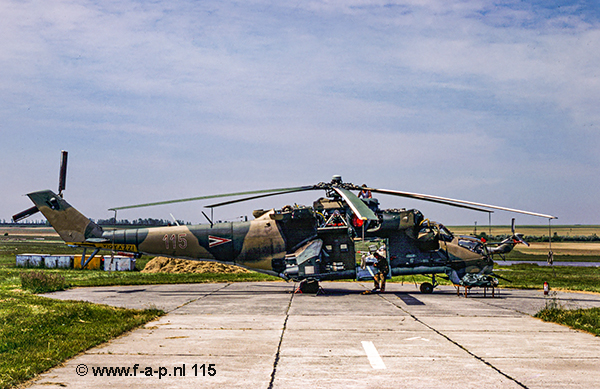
<box><xmin>333</xmin><ymin>187</ymin><xmax>378</xmax><ymax>221</ymax></box>
<box><xmin>370</xmin><ymin>188</ymin><xmax>557</xmax><ymax>219</ymax></box>
<box><xmin>369</xmin><ymin>188</ymin><xmax>492</xmax><ymax>213</ymax></box>
<box><xmin>109</xmin><ymin>186</ymin><xmax>314</xmax><ymax>211</ymax></box>
<box><xmin>206</xmin><ymin>186</ymin><xmax>317</xmax><ymax>208</ymax></box>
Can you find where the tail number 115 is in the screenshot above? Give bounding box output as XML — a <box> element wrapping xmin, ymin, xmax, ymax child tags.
<box><xmin>163</xmin><ymin>233</ymin><xmax>188</xmax><ymax>250</ymax></box>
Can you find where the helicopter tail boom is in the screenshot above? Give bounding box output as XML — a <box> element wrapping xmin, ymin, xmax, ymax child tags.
<box><xmin>487</xmin><ymin>218</ymin><xmax>530</xmax><ymax>256</ymax></box>
<box><xmin>26</xmin><ymin>190</ymin><xmax>103</xmax><ymax>244</ymax></box>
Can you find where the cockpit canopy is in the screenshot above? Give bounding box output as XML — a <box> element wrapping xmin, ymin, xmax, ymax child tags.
<box><xmin>458</xmin><ymin>236</ymin><xmax>486</xmax><ymax>254</ymax></box>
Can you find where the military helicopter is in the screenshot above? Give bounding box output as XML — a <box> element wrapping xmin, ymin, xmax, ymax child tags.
<box><xmin>13</xmin><ymin>152</ymin><xmax>557</xmax><ymax>294</ymax></box>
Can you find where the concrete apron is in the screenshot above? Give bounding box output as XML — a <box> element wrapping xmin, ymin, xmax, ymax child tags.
<box><xmin>29</xmin><ymin>282</ymin><xmax>600</xmax><ymax>389</ymax></box>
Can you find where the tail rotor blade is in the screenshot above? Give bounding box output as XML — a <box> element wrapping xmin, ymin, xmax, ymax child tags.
<box><xmin>515</xmin><ymin>233</ymin><xmax>530</xmax><ymax>247</ymax></box>
<box><xmin>12</xmin><ymin>206</ymin><xmax>40</xmax><ymax>222</ymax></box>
<box><xmin>511</xmin><ymin>219</ymin><xmax>530</xmax><ymax>246</ymax></box>
<box><xmin>58</xmin><ymin>150</ymin><xmax>68</xmax><ymax>196</ymax></box>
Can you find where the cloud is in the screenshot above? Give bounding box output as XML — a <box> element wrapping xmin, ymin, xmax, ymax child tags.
<box><xmin>1</xmin><ymin>0</ymin><xmax>599</xmax><ymax>224</ymax></box>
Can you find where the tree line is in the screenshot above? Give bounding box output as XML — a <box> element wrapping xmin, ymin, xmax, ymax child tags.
<box><xmin>476</xmin><ymin>232</ymin><xmax>600</xmax><ymax>242</ymax></box>
<box><xmin>0</xmin><ymin>218</ymin><xmax>191</xmax><ymax>227</ymax></box>
<box><xmin>95</xmin><ymin>218</ymin><xmax>190</xmax><ymax>226</ymax></box>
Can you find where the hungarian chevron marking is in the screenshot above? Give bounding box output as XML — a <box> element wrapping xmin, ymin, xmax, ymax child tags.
<box><xmin>208</xmin><ymin>235</ymin><xmax>231</xmax><ymax>248</ymax></box>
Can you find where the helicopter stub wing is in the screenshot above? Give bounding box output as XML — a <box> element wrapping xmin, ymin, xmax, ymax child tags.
<box><xmin>332</xmin><ymin>187</ymin><xmax>378</xmax><ymax>221</ymax></box>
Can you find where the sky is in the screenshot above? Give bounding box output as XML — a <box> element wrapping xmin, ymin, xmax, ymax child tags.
<box><xmin>1</xmin><ymin>0</ymin><xmax>599</xmax><ymax>227</ymax></box>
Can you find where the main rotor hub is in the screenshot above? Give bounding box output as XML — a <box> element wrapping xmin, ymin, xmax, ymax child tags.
<box><xmin>310</xmin><ymin>176</ymin><xmax>363</xmax><ymax>199</ymax></box>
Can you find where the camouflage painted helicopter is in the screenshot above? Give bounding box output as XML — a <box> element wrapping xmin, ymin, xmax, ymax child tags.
<box><xmin>14</xmin><ymin>152</ymin><xmax>557</xmax><ymax>294</ymax></box>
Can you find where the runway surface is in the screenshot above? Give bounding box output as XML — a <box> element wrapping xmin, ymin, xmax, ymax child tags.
<box><xmin>29</xmin><ymin>282</ymin><xmax>600</xmax><ymax>389</ymax></box>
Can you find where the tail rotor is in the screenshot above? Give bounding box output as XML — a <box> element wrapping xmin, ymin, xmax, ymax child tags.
<box><xmin>487</xmin><ymin>218</ymin><xmax>529</xmax><ymax>256</ymax></box>
<box><xmin>511</xmin><ymin>218</ymin><xmax>530</xmax><ymax>247</ymax></box>
<box><xmin>12</xmin><ymin>150</ymin><xmax>68</xmax><ymax>222</ymax></box>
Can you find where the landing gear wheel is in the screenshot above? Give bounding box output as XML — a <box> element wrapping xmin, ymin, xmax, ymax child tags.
<box><xmin>298</xmin><ymin>279</ymin><xmax>320</xmax><ymax>294</ymax></box>
<box><xmin>420</xmin><ymin>282</ymin><xmax>434</xmax><ymax>294</ymax></box>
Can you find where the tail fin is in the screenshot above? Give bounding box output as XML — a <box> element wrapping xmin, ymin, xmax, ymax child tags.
<box><xmin>488</xmin><ymin>233</ymin><xmax>528</xmax><ymax>255</ymax></box>
<box><xmin>27</xmin><ymin>190</ymin><xmax>103</xmax><ymax>243</ymax></box>
<box><xmin>488</xmin><ymin>218</ymin><xmax>529</xmax><ymax>256</ymax></box>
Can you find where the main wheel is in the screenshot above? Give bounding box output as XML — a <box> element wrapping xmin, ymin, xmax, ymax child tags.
<box><xmin>420</xmin><ymin>282</ymin><xmax>434</xmax><ymax>294</ymax></box>
<box><xmin>299</xmin><ymin>279</ymin><xmax>320</xmax><ymax>294</ymax></box>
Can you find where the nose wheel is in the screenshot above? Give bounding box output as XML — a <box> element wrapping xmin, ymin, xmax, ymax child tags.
<box><xmin>419</xmin><ymin>282</ymin><xmax>434</xmax><ymax>294</ymax></box>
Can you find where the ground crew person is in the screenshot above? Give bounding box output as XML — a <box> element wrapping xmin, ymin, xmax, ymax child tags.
<box><xmin>370</xmin><ymin>252</ymin><xmax>379</xmax><ymax>291</ymax></box>
<box><xmin>372</xmin><ymin>247</ymin><xmax>389</xmax><ymax>292</ymax></box>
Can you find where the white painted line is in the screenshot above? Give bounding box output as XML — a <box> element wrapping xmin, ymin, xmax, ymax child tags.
<box><xmin>404</xmin><ymin>336</ymin><xmax>430</xmax><ymax>342</ymax></box>
<box><xmin>361</xmin><ymin>341</ymin><xmax>386</xmax><ymax>370</ymax></box>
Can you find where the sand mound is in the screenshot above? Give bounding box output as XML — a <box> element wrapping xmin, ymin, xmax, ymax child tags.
<box><xmin>142</xmin><ymin>257</ymin><xmax>251</xmax><ymax>274</ymax></box>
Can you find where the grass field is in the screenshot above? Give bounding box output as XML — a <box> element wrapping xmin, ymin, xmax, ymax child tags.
<box><xmin>536</xmin><ymin>307</ymin><xmax>600</xmax><ymax>337</ymax></box>
<box><xmin>0</xmin><ymin>288</ymin><xmax>162</xmax><ymax>389</ymax></box>
<box><xmin>0</xmin><ymin>226</ymin><xmax>280</xmax><ymax>288</ymax></box>
<box><xmin>448</xmin><ymin>224</ymin><xmax>600</xmax><ymax>237</ymax></box>
<box><xmin>515</xmin><ymin>242</ymin><xmax>600</xmax><ymax>256</ymax></box>
<box><xmin>494</xmin><ymin>264</ymin><xmax>600</xmax><ymax>293</ymax></box>
<box><xmin>0</xmin><ymin>226</ymin><xmax>278</xmax><ymax>389</ymax></box>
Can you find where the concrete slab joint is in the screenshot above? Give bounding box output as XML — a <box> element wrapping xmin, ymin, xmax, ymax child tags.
<box><xmin>28</xmin><ymin>282</ymin><xmax>600</xmax><ymax>389</ymax></box>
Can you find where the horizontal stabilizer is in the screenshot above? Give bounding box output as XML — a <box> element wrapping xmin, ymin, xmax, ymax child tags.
<box><xmin>86</xmin><ymin>238</ymin><xmax>110</xmax><ymax>243</ymax></box>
